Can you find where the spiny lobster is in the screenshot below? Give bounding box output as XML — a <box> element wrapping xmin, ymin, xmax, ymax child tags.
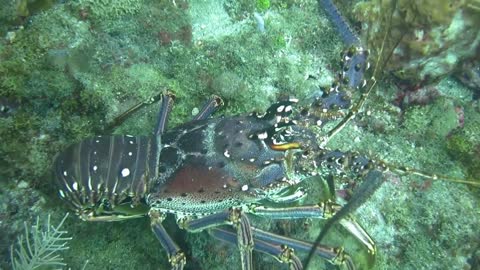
<box><xmin>53</xmin><ymin>0</ymin><xmax>479</xmax><ymax>269</ymax></box>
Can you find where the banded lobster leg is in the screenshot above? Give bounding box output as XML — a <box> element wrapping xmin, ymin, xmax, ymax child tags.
<box><xmin>150</xmin><ymin>209</ymin><xmax>187</xmax><ymax>270</ymax></box>
<box><xmin>209</xmin><ymin>226</ymin><xmax>357</xmax><ymax>270</ymax></box>
<box><xmin>250</xmin><ymin>201</ymin><xmax>376</xmax><ymax>262</ymax></box>
<box><xmin>177</xmin><ymin>200</ymin><xmax>374</xmax><ymax>269</ymax></box>
<box><xmin>209</xmin><ymin>227</ymin><xmax>303</xmax><ymax>270</ymax></box>
<box><xmin>179</xmin><ymin>208</ymin><xmax>255</xmax><ymax>270</ymax></box>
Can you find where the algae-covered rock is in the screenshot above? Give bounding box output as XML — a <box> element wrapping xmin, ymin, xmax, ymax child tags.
<box><xmin>446</xmin><ymin>103</ymin><xmax>480</xmax><ymax>181</ymax></box>
<box><xmin>353</xmin><ymin>0</ymin><xmax>480</xmax><ymax>85</ymax></box>
<box><xmin>74</xmin><ymin>0</ymin><xmax>141</xmax><ymax>20</ymax></box>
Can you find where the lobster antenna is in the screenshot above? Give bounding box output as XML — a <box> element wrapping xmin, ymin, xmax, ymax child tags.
<box><xmin>305</xmin><ymin>1</ymin><xmax>398</xmax><ymax>269</ymax></box>
<box><xmin>387</xmin><ymin>163</ymin><xmax>480</xmax><ymax>187</ymax></box>
<box><xmin>320</xmin><ymin>0</ymin><xmax>396</xmax><ymax>147</ymax></box>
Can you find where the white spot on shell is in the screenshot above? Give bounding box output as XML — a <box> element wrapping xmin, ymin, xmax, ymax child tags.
<box><xmin>257</xmin><ymin>132</ymin><xmax>268</xmax><ymax>140</ymax></box>
<box><xmin>224</xmin><ymin>150</ymin><xmax>230</xmax><ymax>158</ymax></box>
<box><xmin>121</xmin><ymin>168</ymin><xmax>130</xmax><ymax>177</ymax></box>
<box><xmin>88</xmin><ymin>176</ymin><xmax>93</xmax><ymax>191</ymax></box>
<box><xmin>63</xmin><ymin>171</ymin><xmax>68</xmax><ymax>176</ymax></box>
<box><xmin>129</xmin><ymin>140</ymin><xmax>134</xmax><ymax>144</ymax></box>
<box><xmin>249</xmin><ymin>158</ymin><xmax>255</xmax><ymax>162</ymax></box>
<box><xmin>223</xmin><ymin>184</ymin><xmax>227</xmax><ymax>188</ymax></box>
<box><xmin>241</xmin><ymin>185</ymin><xmax>249</xmax><ymax>191</ymax></box>
<box><xmin>72</xmin><ymin>182</ymin><xmax>78</xmax><ymax>191</ymax></box>
<box><xmin>128</xmin><ymin>152</ymin><xmax>133</xmax><ymax>156</ymax></box>
<box><xmin>93</xmin><ymin>165</ymin><xmax>98</xmax><ymax>171</ymax></box>
<box><xmin>95</xmin><ymin>140</ymin><xmax>100</xmax><ymax>143</ymax></box>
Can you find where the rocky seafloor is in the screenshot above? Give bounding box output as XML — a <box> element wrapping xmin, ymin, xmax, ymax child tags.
<box><xmin>1</xmin><ymin>0</ymin><xmax>479</xmax><ymax>269</ymax></box>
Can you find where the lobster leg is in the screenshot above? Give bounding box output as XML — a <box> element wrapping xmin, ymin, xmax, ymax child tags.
<box><xmin>153</xmin><ymin>93</ymin><xmax>176</xmax><ymax>137</ymax></box>
<box><xmin>103</xmin><ymin>93</ymin><xmax>163</xmax><ymax>133</ymax></box>
<box><xmin>250</xmin><ymin>203</ymin><xmax>375</xmax><ymax>257</ymax></box>
<box><xmin>149</xmin><ymin>209</ymin><xmax>186</xmax><ymax>270</ymax></box>
<box><xmin>149</xmin><ymin>93</ymin><xmax>176</xmax><ymax>180</ymax></box>
<box><xmin>209</xmin><ymin>226</ymin><xmax>355</xmax><ymax>270</ymax></box>
<box><xmin>251</xmin><ymin>227</ymin><xmax>354</xmax><ymax>270</ymax></box>
<box><xmin>191</xmin><ymin>95</ymin><xmax>223</xmax><ymax>121</ymax></box>
<box><xmin>210</xmin><ymin>227</ymin><xmax>303</xmax><ymax>270</ymax></box>
<box><xmin>180</xmin><ymin>208</ymin><xmax>254</xmax><ymax>270</ymax></box>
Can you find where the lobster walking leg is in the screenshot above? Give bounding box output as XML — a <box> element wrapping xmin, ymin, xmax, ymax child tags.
<box><xmin>209</xmin><ymin>226</ymin><xmax>356</xmax><ymax>270</ymax></box>
<box><xmin>250</xmin><ymin>203</ymin><xmax>375</xmax><ymax>256</ymax></box>
<box><xmin>192</xmin><ymin>95</ymin><xmax>223</xmax><ymax>121</ymax></box>
<box><xmin>154</xmin><ymin>93</ymin><xmax>176</xmax><ymax>137</ymax></box>
<box><xmin>150</xmin><ymin>209</ymin><xmax>186</xmax><ymax>270</ymax></box>
<box><xmin>104</xmin><ymin>93</ymin><xmax>163</xmax><ymax>133</ymax></box>
<box><xmin>149</xmin><ymin>92</ymin><xmax>177</xmax><ymax>181</ymax></box>
<box><xmin>251</xmin><ymin>227</ymin><xmax>354</xmax><ymax>270</ymax></box>
<box><xmin>210</xmin><ymin>227</ymin><xmax>304</xmax><ymax>270</ymax></box>
<box><xmin>179</xmin><ymin>208</ymin><xmax>254</xmax><ymax>270</ymax></box>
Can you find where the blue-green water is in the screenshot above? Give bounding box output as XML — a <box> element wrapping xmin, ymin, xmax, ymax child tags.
<box><xmin>1</xmin><ymin>0</ymin><xmax>479</xmax><ymax>269</ymax></box>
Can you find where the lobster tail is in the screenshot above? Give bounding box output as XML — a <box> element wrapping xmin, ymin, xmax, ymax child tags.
<box><xmin>54</xmin><ymin>135</ymin><xmax>153</xmax><ymax>221</ymax></box>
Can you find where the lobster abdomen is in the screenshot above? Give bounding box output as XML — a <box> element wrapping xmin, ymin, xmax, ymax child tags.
<box><xmin>54</xmin><ymin>135</ymin><xmax>154</xmax><ymax>219</ymax></box>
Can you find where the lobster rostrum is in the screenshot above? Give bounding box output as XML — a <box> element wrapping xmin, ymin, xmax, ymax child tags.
<box><xmin>53</xmin><ymin>1</ymin><xmax>480</xmax><ymax>269</ymax></box>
